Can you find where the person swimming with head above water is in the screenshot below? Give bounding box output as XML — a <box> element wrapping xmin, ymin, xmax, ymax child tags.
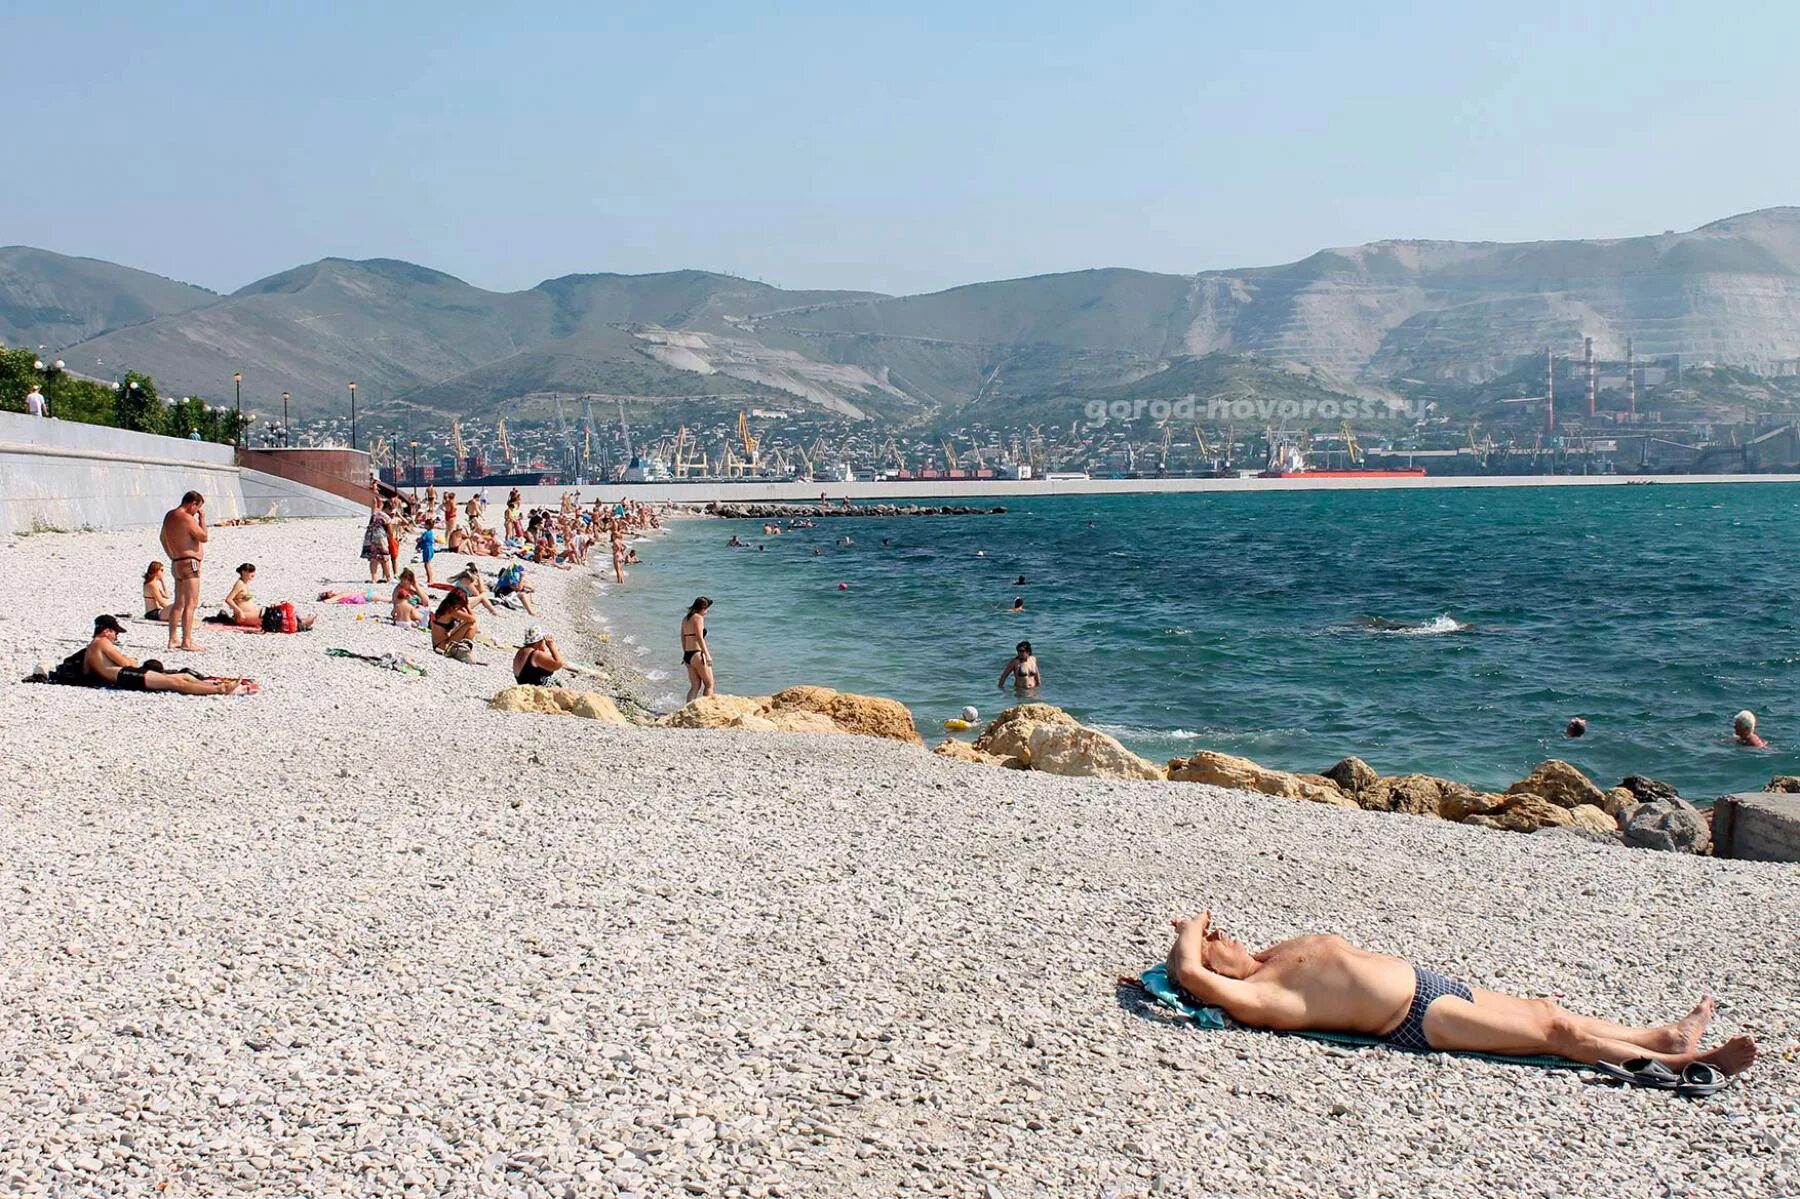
<box><xmin>1734</xmin><ymin>710</ymin><xmax>1766</xmax><ymax>748</ymax></box>
<box><xmin>1163</xmin><ymin>911</ymin><xmax>1756</xmax><ymax>1082</ymax></box>
<box><xmin>998</xmin><ymin>640</ymin><xmax>1040</xmax><ymax>691</ymax></box>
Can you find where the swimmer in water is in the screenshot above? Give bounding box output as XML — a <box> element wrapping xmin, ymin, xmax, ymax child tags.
<box><xmin>1734</xmin><ymin>710</ymin><xmax>1766</xmax><ymax>748</ymax></box>
<box><xmin>998</xmin><ymin>640</ymin><xmax>1041</xmax><ymax>691</ymax></box>
<box><xmin>1565</xmin><ymin>717</ymin><xmax>1588</xmax><ymax>739</ymax></box>
<box><xmin>1014</xmin><ymin>575</ymin><xmax>1027</xmax><ymax>586</ymax></box>
<box><xmin>1009</xmin><ymin>597</ymin><xmax>1025</xmax><ymax>613</ymax></box>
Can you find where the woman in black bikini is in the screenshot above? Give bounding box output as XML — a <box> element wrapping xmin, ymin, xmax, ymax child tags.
<box><xmin>512</xmin><ymin>625</ymin><xmax>566</xmax><ymax>686</ymax></box>
<box><xmin>681</xmin><ymin>597</ymin><xmax>714</xmax><ymax>701</ymax></box>
<box><xmin>430</xmin><ymin>590</ymin><xmax>480</xmax><ymax>662</ymax></box>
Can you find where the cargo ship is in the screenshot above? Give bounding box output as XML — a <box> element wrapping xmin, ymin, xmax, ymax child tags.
<box><xmin>1257</xmin><ymin>434</ymin><xmax>1426</xmax><ymax>479</ymax></box>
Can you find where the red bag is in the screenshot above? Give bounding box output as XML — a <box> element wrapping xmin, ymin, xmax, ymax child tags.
<box><xmin>261</xmin><ymin>602</ymin><xmax>298</xmax><ymax>634</ymax></box>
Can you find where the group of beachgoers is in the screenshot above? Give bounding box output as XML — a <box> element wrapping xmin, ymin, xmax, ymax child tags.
<box><xmin>37</xmin><ymin>483</ymin><xmax>674</xmax><ymax>697</ymax></box>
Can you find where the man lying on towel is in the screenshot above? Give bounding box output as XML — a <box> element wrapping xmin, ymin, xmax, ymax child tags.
<box><xmin>37</xmin><ymin>614</ymin><xmax>244</xmax><ymax>695</ymax></box>
<box><xmin>1164</xmin><ymin>912</ymin><xmax>1756</xmax><ymax>1077</ymax></box>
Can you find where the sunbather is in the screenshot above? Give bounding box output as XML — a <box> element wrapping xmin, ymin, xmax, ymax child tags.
<box><xmin>43</xmin><ymin>615</ymin><xmax>243</xmax><ymax>694</ymax></box>
<box><xmin>142</xmin><ymin>561</ymin><xmax>171</xmax><ymax>621</ymax></box>
<box><xmin>430</xmin><ymin>590</ymin><xmax>479</xmax><ymax>662</ymax></box>
<box><xmin>1163</xmin><ymin>912</ymin><xmax>1757</xmax><ymax>1077</ymax></box>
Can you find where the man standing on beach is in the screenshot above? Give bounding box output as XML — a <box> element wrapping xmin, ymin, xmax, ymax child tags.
<box><xmin>160</xmin><ymin>491</ymin><xmax>209</xmax><ymax>651</ymax></box>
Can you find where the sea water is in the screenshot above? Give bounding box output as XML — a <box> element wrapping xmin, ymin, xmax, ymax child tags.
<box><xmin>595</xmin><ymin>485</ymin><xmax>1800</xmax><ymax>798</ymax></box>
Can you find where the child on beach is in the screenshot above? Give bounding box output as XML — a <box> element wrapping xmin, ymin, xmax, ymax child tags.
<box><xmin>416</xmin><ymin>518</ymin><xmax>438</xmax><ymax>584</ymax></box>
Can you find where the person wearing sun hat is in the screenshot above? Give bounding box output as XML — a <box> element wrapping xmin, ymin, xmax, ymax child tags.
<box><xmin>512</xmin><ymin>624</ymin><xmax>566</xmax><ymax>686</ymax></box>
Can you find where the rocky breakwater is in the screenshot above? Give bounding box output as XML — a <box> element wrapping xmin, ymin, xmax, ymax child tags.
<box><xmin>706</xmin><ymin>502</ymin><xmax>1005</xmax><ymax>520</ymax></box>
<box><xmin>933</xmin><ymin>704</ymin><xmax>1721</xmax><ymax>854</ymax></box>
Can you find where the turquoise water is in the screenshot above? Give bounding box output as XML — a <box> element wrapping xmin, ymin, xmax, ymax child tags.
<box><xmin>598</xmin><ymin>486</ymin><xmax>1800</xmax><ymax>799</ymax></box>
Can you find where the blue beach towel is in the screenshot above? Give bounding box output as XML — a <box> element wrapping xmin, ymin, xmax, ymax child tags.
<box><xmin>1135</xmin><ymin>963</ymin><xmax>1581</xmax><ymax>1070</ymax></box>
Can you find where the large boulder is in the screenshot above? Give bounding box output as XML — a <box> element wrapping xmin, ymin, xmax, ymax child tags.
<box><xmin>1166</xmin><ymin>751</ymin><xmax>1354</xmax><ymax>808</ymax></box>
<box><xmin>932</xmin><ymin>739</ymin><xmax>1020</xmax><ymax>769</ymax></box>
<box><xmin>1566</xmin><ymin>804</ymin><xmax>1618</xmax><ymax>834</ymax></box>
<box><xmin>1600</xmin><ymin>787</ymin><xmax>1640</xmax><ymax>819</ymax></box>
<box><xmin>658</xmin><ymin>694</ymin><xmax>767</xmax><ymax>729</ymax></box>
<box><xmin>1505</xmin><ymin>760</ymin><xmax>1606</xmax><ymax>809</ymax></box>
<box><xmin>1619</xmin><ymin>775</ymin><xmax>1683</xmax><ymax>804</ymax></box>
<box><xmin>489</xmin><ymin>685</ymin><xmax>630</xmax><ymax>726</ymax></box>
<box><xmin>1763</xmin><ymin>775</ymin><xmax>1800</xmax><ymax>794</ymax></box>
<box><xmin>1622</xmin><ymin>798</ymin><xmax>1710</xmax><ymax>854</ymax></box>
<box><xmin>1322</xmin><ymin>756</ymin><xmax>1379</xmax><ymax>796</ymax></box>
<box><xmin>768</xmin><ymin>685</ymin><xmax>923</xmax><ymax>745</ymax></box>
<box><xmin>1464</xmin><ymin>793</ymin><xmax>1573</xmax><ymax>833</ymax></box>
<box><xmin>1366</xmin><ymin>774</ymin><xmax>1475</xmax><ymax>818</ymax></box>
<box><xmin>1023</xmin><ymin>724</ymin><xmax>1162</xmax><ymax>780</ymax></box>
<box><xmin>973</xmin><ymin>704</ymin><xmax>1082</xmax><ymax>760</ymax></box>
<box><xmin>761</xmin><ymin>708</ymin><xmax>843</xmax><ymax>735</ymax></box>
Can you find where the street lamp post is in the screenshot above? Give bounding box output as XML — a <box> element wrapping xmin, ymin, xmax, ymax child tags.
<box><xmin>282</xmin><ymin>392</ymin><xmax>291</xmax><ymax>446</ymax></box>
<box><xmin>409</xmin><ymin>440</ymin><xmax>420</xmax><ymax>498</ymax></box>
<box><xmin>234</xmin><ymin>373</ymin><xmax>242</xmax><ymax>429</ymax></box>
<box><xmin>348</xmin><ymin>382</ymin><xmax>357</xmax><ymax>450</ymax></box>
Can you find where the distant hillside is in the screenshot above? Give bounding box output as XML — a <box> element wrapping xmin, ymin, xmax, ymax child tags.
<box><xmin>35</xmin><ymin>207</ymin><xmax>1800</xmax><ymax>425</ymax></box>
<box><xmin>0</xmin><ymin>247</ymin><xmax>215</xmax><ymax>354</ymax></box>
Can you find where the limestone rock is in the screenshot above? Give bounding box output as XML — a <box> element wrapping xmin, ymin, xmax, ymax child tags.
<box><xmin>769</xmin><ymin>685</ymin><xmax>923</xmax><ymax>745</ymax></box>
<box><xmin>1622</xmin><ymin>798</ymin><xmax>1709</xmax><ymax>854</ymax></box>
<box><xmin>729</xmin><ymin>713</ymin><xmax>781</xmax><ymax>732</ymax></box>
<box><xmin>931</xmin><ymin>739</ymin><xmax>1017</xmax><ymax>769</ymax></box>
<box><xmin>973</xmin><ymin>704</ymin><xmax>1082</xmax><ymax>760</ymax></box>
<box><xmin>760</xmin><ymin>708</ymin><xmax>842</xmax><ymax>735</ymax></box>
<box><xmin>1367</xmin><ymin>774</ymin><xmax>1475</xmax><ymax>818</ymax></box>
<box><xmin>1505</xmin><ymin>760</ymin><xmax>1605</xmax><ymax>809</ymax></box>
<box><xmin>1764</xmin><ymin>775</ymin><xmax>1800</xmax><ymax>794</ymax></box>
<box><xmin>1166</xmin><ymin>751</ymin><xmax>1354</xmax><ymax>807</ymax></box>
<box><xmin>658</xmin><ymin>694</ymin><xmax>766</xmax><ymax>729</ymax></box>
<box><xmin>1322</xmin><ymin>756</ymin><xmax>1378</xmax><ymax>795</ymax></box>
<box><xmin>1464</xmin><ymin>793</ymin><xmax>1573</xmax><ymax>833</ymax></box>
<box><xmin>1566</xmin><ymin>804</ymin><xmax>1617</xmax><ymax>834</ymax></box>
<box><xmin>1023</xmin><ymin>724</ymin><xmax>1162</xmax><ymax>781</ymax></box>
<box><xmin>489</xmin><ymin>685</ymin><xmax>629</xmax><ymax>725</ymax></box>
<box><xmin>1600</xmin><ymin>787</ymin><xmax>1639</xmax><ymax>818</ymax></box>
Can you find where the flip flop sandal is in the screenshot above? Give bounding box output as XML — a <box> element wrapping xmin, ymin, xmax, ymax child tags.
<box><xmin>1592</xmin><ymin>1058</ymin><xmax>1681</xmax><ymax>1089</ymax></box>
<box><xmin>1674</xmin><ymin>1062</ymin><xmax>1731</xmax><ymax>1098</ymax></box>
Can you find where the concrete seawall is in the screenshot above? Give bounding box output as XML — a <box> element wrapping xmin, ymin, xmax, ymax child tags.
<box><xmin>0</xmin><ymin>413</ymin><xmax>368</xmax><ymax>533</ymax></box>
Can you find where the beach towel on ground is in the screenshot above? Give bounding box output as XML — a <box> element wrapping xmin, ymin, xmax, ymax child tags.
<box><xmin>326</xmin><ymin>648</ymin><xmax>428</xmax><ymax>676</ymax></box>
<box><xmin>1131</xmin><ymin>963</ymin><xmax>1580</xmax><ymax>1070</ymax></box>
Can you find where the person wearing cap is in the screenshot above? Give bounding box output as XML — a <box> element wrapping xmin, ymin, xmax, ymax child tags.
<box><xmin>1734</xmin><ymin>711</ymin><xmax>1766</xmax><ymax>748</ymax></box>
<box><xmin>71</xmin><ymin>615</ymin><xmax>241</xmax><ymax>694</ymax></box>
<box><xmin>512</xmin><ymin>625</ymin><xmax>566</xmax><ymax>687</ymax></box>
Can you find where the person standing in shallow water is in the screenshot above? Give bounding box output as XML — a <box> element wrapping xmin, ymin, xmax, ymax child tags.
<box><xmin>681</xmin><ymin>597</ymin><xmax>715</xmax><ymax>701</ymax></box>
<box><xmin>999</xmin><ymin>640</ymin><xmax>1041</xmax><ymax>691</ymax></box>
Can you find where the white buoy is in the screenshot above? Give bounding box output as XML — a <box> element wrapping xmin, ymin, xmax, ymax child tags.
<box><xmin>961</xmin><ymin>705</ymin><xmax>979</xmax><ymax>724</ymax></box>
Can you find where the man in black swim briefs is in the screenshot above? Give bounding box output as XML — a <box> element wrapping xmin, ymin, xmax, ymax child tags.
<box><xmin>1163</xmin><ymin>911</ymin><xmax>1756</xmax><ymax>1076</ymax></box>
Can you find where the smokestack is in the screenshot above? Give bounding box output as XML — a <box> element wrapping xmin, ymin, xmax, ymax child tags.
<box><xmin>1626</xmin><ymin>337</ymin><xmax>1636</xmax><ymax>419</ymax></box>
<box><xmin>1546</xmin><ymin>348</ymin><xmax>1556</xmax><ymax>434</ymax></box>
<box><xmin>1585</xmin><ymin>336</ymin><xmax>1596</xmax><ymax>418</ymax></box>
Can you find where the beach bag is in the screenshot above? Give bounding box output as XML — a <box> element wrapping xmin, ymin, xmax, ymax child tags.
<box><xmin>261</xmin><ymin>602</ymin><xmax>298</xmax><ymax>634</ymax></box>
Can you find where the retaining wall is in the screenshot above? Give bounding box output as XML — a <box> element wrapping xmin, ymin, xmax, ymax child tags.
<box><xmin>0</xmin><ymin>413</ymin><xmax>366</xmax><ymax>532</ymax></box>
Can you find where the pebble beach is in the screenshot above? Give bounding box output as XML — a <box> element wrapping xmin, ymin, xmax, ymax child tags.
<box><xmin>1</xmin><ymin>517</ymin><xmax>1797</xmax><ymax>1198</ymax></box>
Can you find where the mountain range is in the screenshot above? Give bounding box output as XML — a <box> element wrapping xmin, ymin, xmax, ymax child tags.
<box><xmin>9</xmin><ymin>207</ymin><xmax>1800</xmax><ymax>426</ymax></box>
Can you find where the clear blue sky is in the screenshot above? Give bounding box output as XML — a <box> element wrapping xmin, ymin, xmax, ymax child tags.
<box><xmin>11</xmin><ymin>1</ymin><xmax>1798</xmax><ymax>296</ymax></box>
